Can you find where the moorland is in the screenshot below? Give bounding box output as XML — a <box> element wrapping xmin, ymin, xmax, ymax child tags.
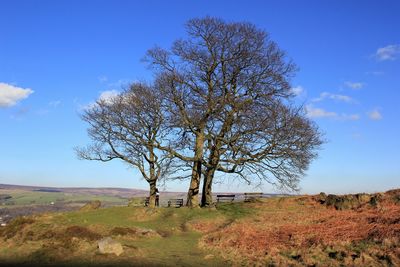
<box><xmin>0</xmin><ymin>186</ymin><xmax>399</xmax><ymax>266</ymax></box>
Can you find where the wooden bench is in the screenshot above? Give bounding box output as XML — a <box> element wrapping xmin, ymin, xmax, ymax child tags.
<box><xmin>244</xmin><ymin>192</ymin><xmax>264</xmax><ymax>202</ymax></box>
<box><xmin>168</xmin><ymin>198</ymin><xmax>184</xmax><ymax>208</ymax></box>
<box><xmin>216</xmin><ymin>194</ymin><xmax>235</xmax><ymax>202</ymax></box>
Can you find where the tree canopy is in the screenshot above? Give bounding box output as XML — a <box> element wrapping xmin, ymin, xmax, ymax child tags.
<box><xmin>78</xmin><ymin>17</ymin><xmax>323</xmax><ymax>207</ymax></box>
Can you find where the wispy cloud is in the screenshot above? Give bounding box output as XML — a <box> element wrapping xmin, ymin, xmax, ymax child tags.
<box><xmin>306</xmin><ymin>105</ymin><xmax>360</xmax><ymax>121</ymax></box>
<box><xmin>365</xmin><ymin>71</ymin><xmax>384</xmax><ymax>76</ymax></box>
<box><xmin>375</xmin><ymin>44</ymin><xmax>400</xmax><ymax>61</ymax></box>
<box><xmin>290</xmin><ymin>85</ymin><xmax>304</xmax><ymax>96</ymax></box>
<box><xmin>344</xmin><ymin>81</ymin><xmax>364</xmax><ymax>90</ymax></box>
<box><xmin>367</xmin><ymin>108</ymin><xmax>382</xmax><ymax>120</ymax></box>
<box><xmin>352</xmin><ymin>132</ymin><xmax>362</xmax><ymax>140</ymax></box>
<box><xmin>0</xmin><ymin>82</ymin><xmax>34</xmax><ymax>108</ymax></box>
<box><xmin>107</xmin><ymin>79</ymin><xmax>133</xmax><ymax>89</ymax></box>
<box><xmin>49</xmin><ymin>100</ymin><xmax>61</xmax><ymax>108</ymax></box>
<box><xmin>312</xmin><ymin>92</ymin><xmax>354</xmax><ymax>103</ymax></box>
<box><xmin>341</xmin><ymin>114</ymin><xmax>360</xmax><ymax>121</ymax></box>
<box><xmin>98</xmin><ymin>75</ymin><xmax>108</xmax><ymax>83</ymax></box>
<box><xmin>10</xmin><ymin>106</ymin><xmax>31</xmax><ymax>120</ymax></box>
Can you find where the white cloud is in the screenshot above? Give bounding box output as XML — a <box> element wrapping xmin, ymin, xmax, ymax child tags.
<box><xmin>84</xmin><ymin>90</ymin><xmax>120</xmax><ymax>110</ymax></box>
<box><xmin>0</xmin><ymin>83</ymin><xmax>34</xmax><ymax>108</ymax></box>
<box><xmin>98</xmin><ymin>90</ymin><xmax>120</xmax><ymax>104</ymax></box>
<box><xmin>306</xmin><ymin>105</ymin><xmax>360</xmax><ymax>121</ymax></box>
<box><xmin>375</xmin><ymin>44</ymin><xmax>400</xmax><ymax>61</ymax></box>
<box><xmin>312</xmin><ymin>92</ymin><xmax>354</xmax><ymax>103</ymax></box>
<box><xmin>291</xmin><ymin>85</ymin><xmax>304</xmax><ymax>96</ymax></box>
<box><xmin>344</xmin><ymin>81</ymin><xmax>364</xmax><ymax>90</ymax></box>
<box><xmin>306</xmin><ymin>105</ymin><xmax>337</xmax><ymax>118</ymax></box>
<box><xmin>367</xmin><ymin>109</ymin><xmax>382</xmax><ymax>120</ymax></box>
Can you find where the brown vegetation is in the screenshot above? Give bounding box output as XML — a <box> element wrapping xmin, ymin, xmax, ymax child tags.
<box><xmin>0</xmin><ymin>217</ymin><xmax>35</xmax><ymax>239</ymax></box>
<box><xmin>186</xmin><ymin>217</ymin><xmax>233</xmax><ymax>233</ymax></box>
<box><xmin>79</xmin><ymin>200</ymin><xmax>102</xmax><ymax>211</ymax></box>
<box><xmin>110</xmin><ymin>226</ymin><xmax>159</xmax><ymax>238</ymax></box>
<box><xmin>201</xmin><ymin>190</ymin><xmax>400</xmax><ymax>266</ymax></box>
<box><xmin>65</xmin><ymin>226</ymin><xmax>103</xmax><ymax>241</ymax></box>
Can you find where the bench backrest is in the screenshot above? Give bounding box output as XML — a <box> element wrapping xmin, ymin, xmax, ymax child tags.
<box><xmin>244</xmin><ymin>192</ymin><xmax>264</xmax><ymax>202</ymax></box>
<box><xmin>169</xmin><ymin>198</ymin><xmax>183</xmax><ymax>203</ymax></box>
<box><xmin>216</xmin><ymin>194</ymin><xmax>236</xmax><ymax>198</ymax></box>
<box><xmin>216</xmin><ymin>194</ymin><xmax>235</xmax><ymax>203</ymax></box>
<box><xmin>168</xmin><ymin>198</ymin><xmax>184</xmax><ymax>207</ymax></box>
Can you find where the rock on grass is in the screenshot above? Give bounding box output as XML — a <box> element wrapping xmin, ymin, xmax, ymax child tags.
<box><xmin>98</xmin><ymin>237</ymin><xmax>124</xmax><ymax>256</ymax></box>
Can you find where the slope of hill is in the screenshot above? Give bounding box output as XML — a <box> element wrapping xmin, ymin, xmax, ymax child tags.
<box><xmin>0</xmin><ymin>184</ymin><xmax>149</xmax><ymax>198</ymax></box>
<box><xmin>0</xmin><ymin>189</ymin><xmax>399</xmax><ymax>266</ymax></box>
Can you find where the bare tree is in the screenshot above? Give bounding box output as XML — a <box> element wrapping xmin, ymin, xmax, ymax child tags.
<box><xmin>146</xmin><ymin>17</ymin><xmax>322</xmax><ymax>207</ymax></box>
<box><xmin>201</xmin><ymin>100</ymin><xmax>322</xmax><ymax>206</ymax></box>
<box><xmin>76</xmin><ymin>83</ymin><xmax>172</xmax><ymax>207</ymax></box>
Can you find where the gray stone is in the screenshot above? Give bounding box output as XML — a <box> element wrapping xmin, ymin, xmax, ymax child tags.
<box><xmin>98</xmin><ymin>237</ymin><xmax>124</xmax><ymax>256</ymax></box>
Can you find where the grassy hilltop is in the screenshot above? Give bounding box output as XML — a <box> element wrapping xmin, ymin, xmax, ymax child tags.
<box><xmin>0</xmin><ymin>189</ymin><xmax>399</xmax><ymax>267</ymax></box>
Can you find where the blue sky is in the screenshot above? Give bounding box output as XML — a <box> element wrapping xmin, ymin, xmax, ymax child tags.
<box><xmin>1</xmin><ymin>0</ymin><xmax>399</xmax><ymax>194</ymax></box>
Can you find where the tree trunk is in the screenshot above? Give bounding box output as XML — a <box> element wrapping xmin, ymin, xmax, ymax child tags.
<box><xmin>186</xmin><ymin>132</ymin><xmax>204</xmax><ymax>208</ymax></box>
<box><xmin>147</xmin><ymin>147</ymin><xmax>158</xmax><ymax>208</ymax></box>
<box><xmin>148</xmin><ymin>180</ymin><xmax>157</xmax><ymax>208</ymax></box>
<box><xmin>201</xmin><ymin>140</ymin><xmax>221</xmax><ymax>207</ymax></box>
<box><xmin>201</xmin><ymin>166</ymin><xmax>216</xmax><ymax>207</ymax></box>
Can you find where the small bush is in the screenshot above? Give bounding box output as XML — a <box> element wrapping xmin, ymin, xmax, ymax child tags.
<box><xmin>1</xmin><ymin>217</ymin><xmax>35</xmax><ymax>239</ymax></box>
<box><xmin>110</xmin><ymin>227</ymin><xmax>136</xmax><ymax>236</ymax></box>
<box><xmin>79</xmin><ymin>200</ymin><xmax>101</xmax><ymax>211</ymax></box>
<box><xmin>65</xmin><ymin>225</ymin><xmax>102</xmax><ymax>241</ymax></box>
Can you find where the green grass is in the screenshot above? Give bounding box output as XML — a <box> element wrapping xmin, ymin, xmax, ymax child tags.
<box><xmin>59</xmin><ymin>206</ymin><xmax>227</xmax><ymax>230</ymax></box>
<box><xmin>214</xmin><ymin>202</ymin><xmax>253</xmax><ymax>218</ymax></box>
<box><xmin>35</xmin><ymin>204</ymin><xmax>248</xmax><ymax>266</ymax></box>
<box><xmin>4</xmin><ymin>191</ymin><xmax>62</xmax><ymax>205</ymax></box>
<box><xmin>0</xmin><ymin>205</ymin><xmax>237</xmax><ymax>266</ymax></box>
<box><xmin>123</xmin><ymin>232</ymin><xmax>226</xmax><ymax>266</ymax></box>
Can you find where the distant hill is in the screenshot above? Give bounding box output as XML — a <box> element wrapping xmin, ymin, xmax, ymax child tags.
<box><xmin>0</xmin><ymin>183</ymin><xmax>149</xmax><ymax>198</ymax></box>
<box><xmin>0</xmin><ymin>183</ymin><xmax>290</xmax><ymax>198</ymax></box>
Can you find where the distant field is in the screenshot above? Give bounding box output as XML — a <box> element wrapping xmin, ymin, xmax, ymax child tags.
<box><xmin>0</xmin><ymin>185</ymin><xmax>142</xmax><ymax>223</ymax></box>
<box><xmin>0</xmin><ymin>184</ymin><xmax>154</xmax><ymax>211</ymax></box>
<box><xmin>0</xmin><ymin>190</ymin><xmax>129</xmax><ymax>206</ymax></box>
<box><xmin>0</xmin><ymin>183</ymin><xmax>288</xmax><ymax>208</ymax></box>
